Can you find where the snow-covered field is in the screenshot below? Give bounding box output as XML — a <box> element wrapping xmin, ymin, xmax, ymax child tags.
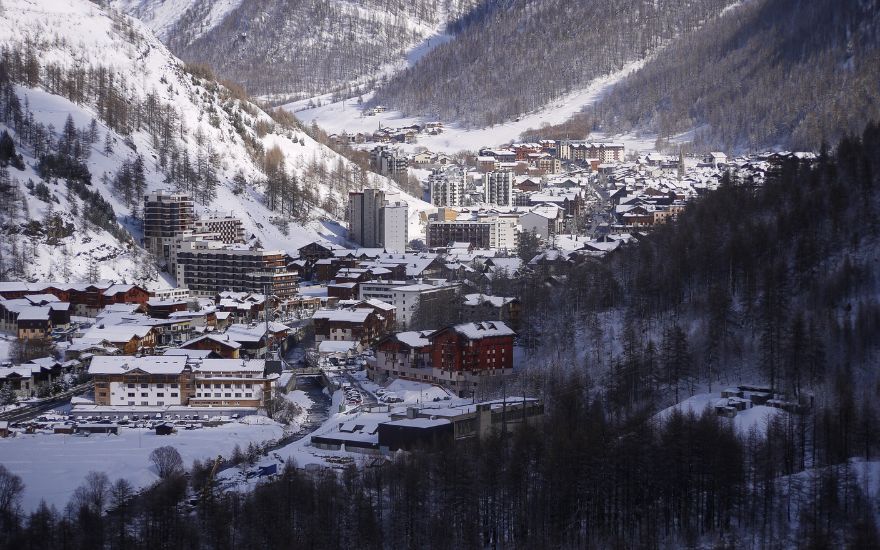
<box><xmin>0</xmin><ymin>421</ymin><xmax>284</xmax><ymax>511</ymax></box>
<box><xmin>288</xmin><ymin>57</ymin><xmax>655</xmax><ymax>155</ymax></box>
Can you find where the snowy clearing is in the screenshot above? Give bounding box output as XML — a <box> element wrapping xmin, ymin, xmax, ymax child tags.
<box><xmin>655</xmin><ymin>392</ymin><xmax>782</xmax><ymax>436</ymax></box>
<box><xmin>0</xmin><ymin>421</ymin><xmax>284</xmax><ymax>512</ymax></box>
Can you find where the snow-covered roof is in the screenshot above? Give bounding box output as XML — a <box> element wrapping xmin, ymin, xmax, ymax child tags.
<box><xmin>163</xmin><ymin>348</ymin><xmax>214</xmax><ymax>359</ymax></box>
<box><xmin>394</xmin><ymin>330</ymin><xmax>434</xmax><ymax>349</ymax></box>
<box><xmin>16</xmin><ymin>306</ymin><xmax>50</xmax><ymax>321</ymax></box>
<box><xmin>311</xmin><ymin>308</ymin><xmax>373</xmax><ymax>323</ymax></box>
<box><xmin>88</xmin><ymin>355</ymin><xmax>187</xmax><ymax>375</ymax></box>
<box><xmin>359</xmin><ymin>298</ymin><xmax>395</xmax><ymax>311</ymax></box>
<box><xmin>446</xmin><ymin>321</ymin><xmax>515</xmax><ymax>339</ymax></box>
<box><xmin>182</xmin><ymin>334</ymin><xmax>242</xmax><ymax>349</ymax></box>
<box><xmin>103</xmin><ymin>284</ymin><xmax>136</xmax><ymax>296</ymax></box>
<box><xmin>80</xmin><ymin>325</ymin><xmax>153</xmax><ymax>342</ymax></box>
<box><xmin>224</xmin><ymin>322</ymin><xmax>288</xmax><ymax>343</ymax></box>
<box><xmin>463</xmin><ymin>294</ymin><xmax>516</xmax><ymax>308</ymax></box>
<box><xmin>195</xmin><ymin>359</ymin><xmax>264</xmax><ymax>373</ymax></box>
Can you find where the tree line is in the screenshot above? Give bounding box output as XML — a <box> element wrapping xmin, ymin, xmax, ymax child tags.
<box><xmin>0</xmin><ymin>368</ymin><xmax>877</xmax><ymax>549</ymax></box>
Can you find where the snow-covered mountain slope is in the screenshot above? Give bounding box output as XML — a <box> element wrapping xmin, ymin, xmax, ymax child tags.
<box><xmin>0</xmin><ymin>0</ymin><xmax>431</xmax><ymax>286</ymax></box>
<box><xmin>111</xmin><ymin>0</ymin><xmax>243</xmax><ymax>42</ymax></box>
<box><xmin>113</xmin><ymin>0</ymin><xmax>480</xmax><ymax>102</ymax></box>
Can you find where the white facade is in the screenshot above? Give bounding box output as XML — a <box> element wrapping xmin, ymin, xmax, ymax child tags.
<box><xmin>110</xmin><ymin>380</ymin><xmax>182</xmax><ymax>407</ymax></box>
<box><xmin>483</xmin><ymin>171</ymin><xmax>515</xmax><ymax>206</ymax></box>
<box><xmin>381</xmin><ymin>201</ymin><xmax>409</xmax><ymax>253</ymax></box>
<box><xmin>481</xmin><ymin>214</ymin><xmax>519</xmax><ymax>251</ymax></box>
<box><xmin>429</xmin><ymin>168</ymin><xmax>466</xmax><ymax>207</ymax></box>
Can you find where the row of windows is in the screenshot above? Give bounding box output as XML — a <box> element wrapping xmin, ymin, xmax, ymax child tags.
<box><xmin>128</xmin><ymin>383</ymin><xmax>179</xmax><ymax>388</ymax></box>
<box><xmin>196</xmin><ymin>392</ymin><xmax>252</xmax><ymax>398</ymax></box>
<box><xmin>127</xmin><ymin>392</ymin><xmax>178</xmax><ymax>398</ymax></box>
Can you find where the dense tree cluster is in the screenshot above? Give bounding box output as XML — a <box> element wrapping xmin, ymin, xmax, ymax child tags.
<box><xmin>372</xmin><ymin>0</ymin><xmax>731</xmax><ymax>127</ymax></box>
<box><xmin>531</xmin><ymin>0</ymin><xmax>880</xmax><ymax>152</ymax></box>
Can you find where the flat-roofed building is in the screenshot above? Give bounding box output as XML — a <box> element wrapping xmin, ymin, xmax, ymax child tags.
<box><xmin>174</xmin><ymin>239</ymin><xmax>297</xmax><ymax>299</ymax></box>
<box><xmin>144</xmin><ymin>191</ymin><xmax>194</xmax><ymax>260</ymax></box>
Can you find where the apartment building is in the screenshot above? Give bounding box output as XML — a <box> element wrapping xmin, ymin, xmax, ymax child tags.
<box><xmin>174</xmin><ymin>239</ymin><xmax>297</xmax><ymax>298</ymax></box>
<box><xmin>143</xmin><ymin>191</ymin><xmax>194</xmax><ymax>260</ymax></box>
<box><xmin>368</xmin><ymin>321</ymin><xmax>516</xmax><ymax>396</ymax></box>
<box><xmin>89</xmin><ymin>355</ymin><xmax>273</xmax><ymax>408</ymax></box>
<box><xmin>348</xmin><ymin>188</ymin><xmax>409</xmax><ymax>252</ymax></box>
<box><xmin>429</xmin><ymin>167</ymin><xmax>467</xmax><ymax>207</ymax></box>
<box><xmin>483</xmin><ymin>171</ymin><xmax>515</xmax><ymax>206</ymax></box>
<box><xmin>358</xmin><ymin>280</ymin><xmax>459</xmax><ymax>328</ymax></box>
<box><xmin>192</xmin><ymin>215</ymin><xmax>246</xmax><ymax>244</ymax></box>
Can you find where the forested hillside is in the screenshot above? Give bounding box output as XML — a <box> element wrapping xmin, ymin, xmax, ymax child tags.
<box><xmin>2</xmin><ymin>126</ymin><xmax>879</xmax><ymax>550</ymax></box>
<box><xmin>0</xmin><ymin>0</ymin><xmax>429</xmax><ymax>282</ymax></box>
<box><xmin>370</xmin><ymin>0</ymin><xmax>733</xmax><ymax>127</ymax></box>
<box><xmin>534</xmin><ymin>0</ymin><xmax>880</xmax><ymax>152</ymax></box>
<box><xmin>116</xmin><ymin>0</ymin><xmax>480</xmax><ymax>101</ymax></box>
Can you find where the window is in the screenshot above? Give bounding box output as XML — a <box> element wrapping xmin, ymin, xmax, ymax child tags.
<box><xmin>127</xmin><ymin>392</ymin><xmax>135</xmax><ymax>397</ymax></box>
<box><xmin>127</xmin><ymin>383</ymin><xmax>135</xmax><ymax>388</ymax></box>
<box><xmin>156</xmin><ymin>393</ymin><xmax>164</xmax><ymax>397</ymax></box>
<box><xmin>141</xmin><ymin>383</ymin><xmax>148</xmax><ymax>388</ymax></box>
<box><xmin>157</xmin><ymin>383</ymin><xmax>164</xmax><ymax>388</ymax></box>
<box><xmin>245</xmin><ymin>393</ymin><xmax>252</xmax><ymax>398</ymax></box>
<box><xmin>171</xmin><ymin>383</ymin><xmax>178</xmax><ymax>388</ymax></box>
<box><xmin>235</xmin><ymin>393</ymin><xmax>242</xmax><ymax>398</ymax></box>
<box><xmin>141</xmin><ymin>401</ymin><xmax>148</xmax><ymax>406</ymax></box>
<box><xmin>225</xmin><ymin>393</ymin><xmax>231</xmax><ymax>398</ymax></box>
<box><xmin>141</xmin><ymin>393</ymin><xmax>148</xmax><ymax>397</ymax></box>
<box><xmin>170</xmin><ymin>392</ymin><xmax>178</xmax><ymax>397</ymax></box>
<box><xmin>128</xmin><ymin>401</ymin><xmax>135</xmax><ymax>406</ymax></box>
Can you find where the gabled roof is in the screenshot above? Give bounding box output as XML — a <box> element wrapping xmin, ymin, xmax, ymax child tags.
<box><xmin>16</xmin><ymin>306</ymin><xmax>51</xmax><ymax>321</ymax></box>
<box><xmin>182</xmin><ymin>333</ymin><xmax>242</xmax><ymax>350</ymax></box>
<box><xmin>311</xmin><ymin>308</ymin><xmax>373</xmax><ymax>324</ymax></box>
<box><xmin>103</xmin><ymin>284</ymin><xmax>137</xmax><ymax>296</ymax></box>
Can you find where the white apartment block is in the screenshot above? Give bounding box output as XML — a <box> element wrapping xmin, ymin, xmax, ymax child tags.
<box><xmin>429</xmin><ymin>167</ymin><xmax>466</xmax><ymax>207</ymax></box>
<box><xmin>483</xmin><ymin>171</ymin><xmax>515</xmax><ymax>206</ymax></box>
<box><xmin>90</xmin><ymin>355</ymin><xmax>272</xmax><ymax>409</ymax></box>
<box><xmin>358</xmin><ymin>280</ymin><xmax>459</xmax><ymax>328</ymax></box>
